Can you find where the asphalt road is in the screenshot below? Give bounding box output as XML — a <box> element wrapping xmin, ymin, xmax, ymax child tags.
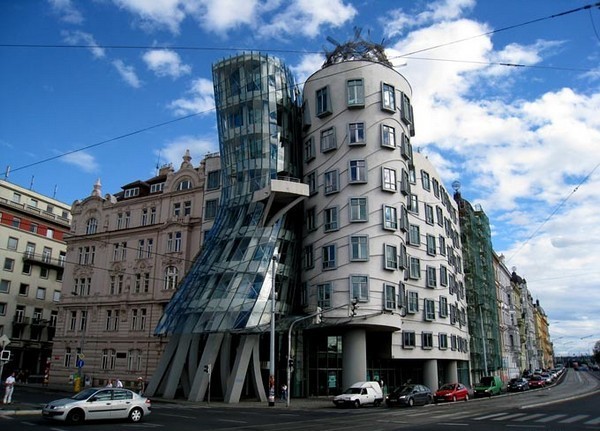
<box><xmin>1</xmin><ymin>369</ymin><xmax>598</xmax><ymax>430</ymax></box>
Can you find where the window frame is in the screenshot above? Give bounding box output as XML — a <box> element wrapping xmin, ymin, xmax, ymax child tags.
<box><xmin>316</xmin><ymin>86</ymin><xmax>332</xmax><ymax>117</ymax></box>
<box><xmin>350</xmin><ymin>275</ymin><xmax>369</xmax><ymax>302</ymax></box>
<box><xmin>347</xmin><ymin>78</ymin><xmax>365</xmax><ymax>107</ymax></box>
<box><xmin>349</xmin><ymin>235</ymin><xmax>369</xmax><ymax>261</ymax></box>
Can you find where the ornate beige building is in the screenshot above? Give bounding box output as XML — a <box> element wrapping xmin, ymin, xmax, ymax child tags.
<box><xmin>49</xmin><ymin>152</ymin><xmax>220</xmax><ymax>388</ymax></box>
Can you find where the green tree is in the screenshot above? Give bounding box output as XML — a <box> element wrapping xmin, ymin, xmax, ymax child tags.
<box><xmin>593</xmin><ymin>340</ymin><xmax>600</xmax><ymax>364</ymax></box>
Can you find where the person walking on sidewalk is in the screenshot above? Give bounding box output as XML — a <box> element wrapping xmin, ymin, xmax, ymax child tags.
<box><xmin>3</xmin><ymin>372</ymin><xmax>16</xmax><ymax>404</ymax></box>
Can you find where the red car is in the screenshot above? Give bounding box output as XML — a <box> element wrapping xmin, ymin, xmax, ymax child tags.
<box><xmin>434</xmin><ymin>383</ymin><xmax>470</xmax><ymax>403</ymax></box>
<box><xmin>528</xmin><ymin>375</ymin><xmax>546</xmax><ymax>388</ymax></box>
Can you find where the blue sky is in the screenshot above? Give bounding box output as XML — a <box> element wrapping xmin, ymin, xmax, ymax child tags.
<box><xmin>1</xmin><ymin>0</ymin><xmax>599</xmax><ymax>357</ymax></box>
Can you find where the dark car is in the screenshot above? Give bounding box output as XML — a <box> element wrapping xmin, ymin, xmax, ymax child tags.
<box><xmin>386</xmin><ymin>384</ymin><xmax>433</xmax><ymax>407</ymax></box>
<box><xmin>434</xmin><ymin>383</ymin><xmax>470</xmax><ymax>402</ymax></box>
<box><xmin>507</xmin><ymin>378</ymin><xmax>530</xmax><ymax>392</ymax></box>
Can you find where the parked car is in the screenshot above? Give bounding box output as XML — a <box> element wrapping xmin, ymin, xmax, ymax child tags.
<box><xmin>434</xmin><ymin>383</ymin><xmax>470</xmax><ymax>403</ymax></box>
<box><xmin>332</xmin><ymin>381</ymin><xmax>383</xmax><ymax>408</ymax></box>
<box><xmin>42</xmin><ymin>387</ymin><xmax>151</xmax><ymax>424</ymax></box>
<box><xmin>386</xmin><ymin>384</ymin><xmax>433</xmax><ymax>407</ymax></box>
<box><xmin>527</xmin><ymin>375</ymin><xmax>546</xmax><ymax>388</ymax></box>
<box><xmin>473</xmin><ymin>376</ymin><xmax>503</xmax><ymax>398</ymax></box>
<box><xmin>507</xmin><ymin>378</ymin><xmax>530</xmax><ymax>392</ymax></box>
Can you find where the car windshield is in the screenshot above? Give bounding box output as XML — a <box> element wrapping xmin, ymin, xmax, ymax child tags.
<box><xmin>71</xmin><ymin>388</ymin><xmax>99</xmax><ymax>401</ymax></box>
<box><xmin>395</xmin><ymin>385</ymin><xmax>415</xmax><ymax>395</ymax></box>
<box><xmin>439</xmin><ymin>384</ymin><xmax>455</xmax><ymax>391</ymax></box>
<box><xmin>480</xmin><ymin>377</ymin><xmax>494</xmax><ymax>386</ymax></box>
<box><xmin>344</xmin><ymin>388</ymin><xmax>362</xmax><ymax>394</ymax></box>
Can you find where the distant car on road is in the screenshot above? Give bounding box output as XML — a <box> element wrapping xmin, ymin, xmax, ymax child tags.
<box><xmin>332</xmin><ymin>381</ymin><xmax>383</xmax><ymax>408</ymax></box>
<box><xmin>434</xmin><ymin>383</ymin><xmax>470</xmax><ymax>403</ymax></box>
<box><xmin>507</xmin><ymin>378</ymin><xmax>530</xmax><ymax>392</ymax></box>
<box><xmin>528</xmin><ymin>375</ymin><xmax>546</xmax><ymax>389</ymax></box>
<box><xmin>386</xmin><ymin>384</ymin><xmax>433</xmax><ymax>407</ymax></box>
<box><xmin>42</xmin><ymin>387</ymin><xmax>151</xmax><ymax>424</ymax></box>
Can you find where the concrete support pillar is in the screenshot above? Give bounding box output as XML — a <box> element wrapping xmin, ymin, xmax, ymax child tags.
<box><xmin>423</xmin><ymin>359</ymin><xmax>439</xmax><ymax>392</ymax></box>
<box><xmin>447</xmin><ymin>360</ymin><xmax>458</xmax><ymax>383</ymax></box>
<box><xmin>342</xmin><ymin>329</ymin><xmax>367</xmax><ymax>389</ymax></box>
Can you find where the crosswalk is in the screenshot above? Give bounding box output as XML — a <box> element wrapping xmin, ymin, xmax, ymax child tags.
<box><xmin>466</xmin><ymin>411</ymin><xmax>600</xmax><ymax>426</ymax></box>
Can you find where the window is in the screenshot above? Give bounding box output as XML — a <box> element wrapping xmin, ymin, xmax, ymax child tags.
<box><xmin>400</xmin><ymin>205</ymin><xmax>409</xmax><ymax>232</ymax></box>
<box><xmin>439</xmin><ymin>296</ymin><xmax>448</xmax><ymax>318</ymax></box>
<box><xmin>350</xmin><ymin>275</ymin><xmax>369</xmax><ymax>302</ymax></box>
<box><xmin>383</xmin><ymin>205</ymin><xmax>398</xmax><ymax>231</ymax></box>
<box><xmin>322</xmin><ymin>244</ymin><xmax>336</xmax><ymax>270</ymax></box>
<box><xmin>403</xmin><ymin>331</ymin><xmax>416</xmax><ymax>348</ymax></box>
<box><xmin>127</xmin><ymin>349</ymin><xmax>143</xmax><ymax>371</ymax></box>
<box><xmin>347</xmin><ymin>79</ymin><xmax>364</xmax><ymax>107</ymax></box>
<box><xmin>306</xmin><ymin>207</ymin><xmax>316</xmax><ymax>231</ymax></box>
<box><xmin>426</xmin><ymin>234</ymin><xmax>436</xmax><ymax>255</ymax></box>
<box><xmin>348</xmin><ymin>122</ymin><xmax>365</xmax><ymax>145</ymax></box>
<box><xmin>409</xmin><ymin>256</ymin><xmax>421</xmax><ymax>279</ymax></box>
<box><xmin>407</xmin><ymin>291</ymin><xmax>419</xmax><ymax>313</ymax></box>
<box><xmin>425</xmin><ymin>204</ymin><xmax>434</xmax><ymax>225</ymax></box>
<box><xmin>29</xmin><ymin>223</ymin><xmax>38</xmax><ymax>233</ymax></box>
<box><xmin>150</xmin><ymin>182</ymin><xmax>164</xmax><ymax>193</ymax></box>
<box><xmin>150</xmin><ymin>207</ymin><xmax>157</xmax><ymax>224</ymax></box>
<box><xmin>12</xmin><ymin>217</ymin><xmax>21</xmax><ymax>228</ymax></box>
<box><xmin>167</xmin><ymin>232</ymin><xmax>182</xmax><ymax>252</ymax></box>
<box><xmin>320</xmin><ymin>127</ymin><xmax>336</xmax><ymax>152</ymax></box>
<box><xmin>324</xmin><ymin>207</ymin><xmax>339</xmax><ymax>232</ymax></box>
<box><xmin>19</xmin><ymin>283</ymin><xmax>28</xmax><ymax>296</ymax></box>
<box><xmin>440</xmin><ymin>266</ymin><xmax>448</xmax><ymax>286</ymax></box>
<box><xmin>183</xmin><ymin>200</ymin><xmax>192</xmax><ymax>216</ymax></box>
<box><xmin>304</xmin><ymin>137</ymin><xmax>315</xmax><ymax>163</ymax></box>
<box><xmin>173</xmin><ymin>202</ymin><xmax>181</xmax><ymax>217</ymax></box>
<box><xmin>0</xmin><ymin>280</ymin><xmax>10</xmax><ymax>293</ymax></box>
<box><xmin>408</xmin><ymin>194</ymin><xmax>419</xmax><ymax>213</ymax></box>
<box><xmin>426</xmin><ymin>266</ymin><xmax>437</xmax><ymax>288</ymax></box>
<box><xmin>302</xmin><ymin>245</ymin><xmax>314</xmax><ymax>269</ymax></box>
<box><xmin>424</xmin><ymin>299</ymin><xmax>435</xmax><ymax>320</ymax></box>
<box><xmin>349</xmin><ymin>160</ymin><xmax>367</xmax><ymax>183</ymax></box>
<box><xmin>400</xmin><ymin>92</ymin><xmax>413</xmax><ymax>125</ymax></box>
<box><xmin>382</xmin><ymin>167</ymin><xmax>397</xmax><ymax>192</ymax></box>
<box><xmin>421</xmin><ymin>171</ymin><xmax>431</xmax><ymax>190</ymax></box>
<box><xmin>422</xmin><ymin>332</ymin><xmax>434</xmax><ymax>349</ymax></box>
<box><xmin>207</xmin><ymin>170</ymin><xmax>221</xmax><ymax>190</ymax></box>
<box><xmin>7</xmin><ymin>237</ymin><xmax>18</xmax><ymax>251</ymax></box>
<box><xmin>177</xmin><ymin>179</ymin><xmax>192</xmax><ymax>190</ymax></box>
<box><xmin>381</xmin><ymin>125</ymin><xmax>396</xmax><ymax>148</ymax></box>
<box><xmin>439</xmin><ymin>236</ymin><xmax>447</xmax><ymax>256</ymax></box>
<box><xmin>382</xmin><ymin>83</ymin><xmax>395</xmax><ymax>111</ymax></box>
<box><xmin>439</xmin><ymin>333</ymin><xmax>448</xmax><ymax>349</ymax></box>
<box><xmin>86</xmin><ymin>218</ymin><xmax>98</xmax><ymax>234</ymax></box>
<box><xmin>109</xmin><ymin>275</ymin><xmax>124</xmax><ymax>295</ymax></box>
<box><xmin>124</xmin><ymin>188</ymin><xmax>139</xmax><ymax>198</ymax></box>
<box><xmin>165</xmin><ymin>266</ymin><xmax>178</xmax><ymax>289</ymax></box>
<box><xmin>323</xmin><ymin>170</ymin><xmax>339</xmax><ymax>194</ymax></box>
<box><xmin>399</xmin><ymin>244</ymin><xmax>408</xmax><ymax>270</ymax></box>
<box><xmin>400</xmin><ymin>169</ymin><xmax>410</xmax><ymax>195</ymax></box>
<box><xmin>408</xmin><ymin>224</ymin><xmax>420</xmax><ymax>246</ymax></box>
<box><xmin>317</xmin><ymin>283</ymin><xmax>332</xmax><ymax>308</ymax></box>
<box><xmin>36</xmin><ymin>287</ymin><xmax>46</xmax><ymax>300</ymax></box>
<box><xmin>350</xmin><ymin>235</ymin><xmax>368</xmax><ymax>261</ymax></box>
<box><xmin>3</xmin><ymin>258</ymin><xmax>14</xmax><ymax>272</ymax></box>
<box><xmin>12</xmin><ymin>192</ymin><xmax>21</xmax><ymax>203</ymax></box>
<box><xmin>106</xmin><ymin>309</ymin><xmax>120</xmax><ymax>331</ymax></box>
<box><xmin>436</xmin><ymin>206</ymin><xmax>444</xmax><ymax>226</ymax></box>
<box><xmin>101</xmin><ymin>349</ymin><xmax>117</xmax><ymax>370</ymax></box>
<box><xmin>79</xmin><ymin>309</ymin><xmax>88</xmax><ymax>331</ymax></box>
<box><xmin>68</xmin><ymin>310</ymin><xmax>77</xmax><ymax>331</ymax></box>
<box><xmin>307</xmin><ymin>171</ymin><xmax>317</xmax><ymax>195</ymax></box>
<box><xmin>384</xmin><ymin>284</ymin><xmax>397</xmax><ymax>310</ymax></box>
<box><xmin>400</xmin><ymin>133</ymin><xmax>413</xmax><ymax>160</ymax></box>
<box><xmin>205</xmin><ymin>199</ymin><xmax>218</xmax><ymax>219</ymax></box>
<box><xmin>316</xmin><ymin>86</ymin><xmax>331</xmax><ymax>117</ymax></box>
<box><xmin>349</xmin><ymin>197</ymin><xmax>368</xmax><ymax>222</ymax></box>
<box><xmin>384</xmin><ymin>244</ymin><xmax>397</xmax><ymax>270</ymax></box>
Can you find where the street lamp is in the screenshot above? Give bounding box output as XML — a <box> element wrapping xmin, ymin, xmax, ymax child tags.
<box><xmin>269</xmin><ymin>252</ymin><xmax>278</xmax><ymax>407</ymax></box>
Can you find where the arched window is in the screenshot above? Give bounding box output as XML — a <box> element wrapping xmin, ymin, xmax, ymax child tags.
<box><xmin>165</xmin><ymin>266</ymin><xmax>179</xmax><ymax>290</ymax></box>
<box><xmin>177</xmin><ymin>179</ymin><xmax>192</xmax><ymax>191</ymax></box>
<box><xmin>86</xmin><ymin>218</ymin><xmax>98</xmax><ymax>235</ymax></box>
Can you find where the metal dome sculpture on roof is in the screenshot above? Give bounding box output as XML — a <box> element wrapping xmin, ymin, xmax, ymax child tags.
<box><xmin>323</xmin><ymin>28</ymin><xmax>392</xmax><ymax>68</ymax></box>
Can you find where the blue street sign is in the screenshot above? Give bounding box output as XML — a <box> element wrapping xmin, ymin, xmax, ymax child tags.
<box><xmin>76</xmin><ymin>358</ymin><xmax>85</xmax><ymax>368</ymax></box>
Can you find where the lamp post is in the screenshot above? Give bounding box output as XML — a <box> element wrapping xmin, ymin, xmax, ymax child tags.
<box><xmin>269</xmin><ymin>253</ymin><xmax>278</xmax><ymax>407</ymax></box>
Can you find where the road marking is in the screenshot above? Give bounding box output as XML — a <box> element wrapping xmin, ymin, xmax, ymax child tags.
<box><xmin>535</xmin><ymin>414</ymin><xmax>567</xmax><ymax>423</ymax></box>
<box><xmin>559</xmin><ymin>414</ymin><xmax>589</xmax><ymax>423</ymax></box>
<box><xmin>513</xmin><ymin>413</ymin><xmax>545</xmax><ymax>421</ymax></box>
<box><xmin>218</xmin><ymin>418</ymin><xmax>247</xmax><ymax>424</ymax></box>
<box><xmin>436</xmin><ymin>422</ymin><xmax>469</xmax><ymax>426</ymax></box>
<box><xmin>585</xmin><ymin>417</ymin><xmax>600</xmax><ymax>425</ymax></box>
<box><xmin>492</xmin><ymin>413</ymin><xmax>528</xmax><ymax>421</ymax></box>
<box><xmin>473</xmin><ymin>412</ymin><xmax>510</xmax><ymax>420</ymax></box>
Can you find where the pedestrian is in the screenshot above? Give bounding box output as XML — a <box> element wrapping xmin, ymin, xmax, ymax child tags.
<box><xmin>280</xmin><ymin>384</ymin><xmax>288</xmax><ymax>401</ymax></box>
<box><xmin>115</xmin><ymin>378</ymin><xmax>123</xmax><ymax>388</ymax></box>
<box><xmin>137</xmin><ymin>377</ymin><xmax>145</xmax><ymax>395</ymax></box>
<box><xmin>106</xmin><ymin>379</ymin><xmax>113</xmax><ymax>387</ymax></box>
<box><xmin>3</xmin><ymin>372</ymin><xmax>16</xmax><ymax>404</ymax></box>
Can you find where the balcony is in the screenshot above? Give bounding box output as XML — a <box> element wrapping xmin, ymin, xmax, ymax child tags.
<box><xmin>13</xmin><ymin>315</ymin><xmax>30</xmax><ymax>326</ymax></box>
<box><xmin>0</xmin><ymin>196</ymin><xmax>70</xmax><ymax>226</ymax></box>
<box><xmin>23</xmin><ymin>251</ymin><xmax>65</xmax><ymax>270</ymax></box>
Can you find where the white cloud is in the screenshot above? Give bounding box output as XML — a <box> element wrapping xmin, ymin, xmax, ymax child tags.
<box><xmin>61</xmin><ymin>30</ymin><xmax>105</xmax><ymax>59</ymax></box>
<box><xmin>143</xmin><ymin>49</ymin><xmax>192</xmax><ymax>79</ymax></box>
<box><xmin>157</xmin><ymin>135</ymin><xmax>219</xmax><ymax>168</ymax></box>
<box><xmin>259</xmin><ymin>0</ymin><xmax>357</xmax><ymax>38</ymax></box>
<box><xmin>112</xmin><ymin>59</ymin><xmax>142</xmax><ymax>88</ymax></box>
<box><xmin>291</xmin><ymin>53</ymin><xmax>325</xmax><ymax>89</ymax></box>
<box><xmin>192</xmin><ymin>0</ymin><xmax>259</xmax><ymax>34</ymax></box>
<box><xmin>111</xmin><ymin>0</ymin><xmax>191</xmax><ymax>34</ymax></box>
<box><xmin>49</xmin><ymin>0</ymin><xmax>84</xmax><ymax>24</ymax></box>
<box><xmin>60</xmin><ymin>151</ymin><xmax>99</xmax><ymax>173</ymax></box>
<box><xmin>168</xmin><ymin>78</ymin><xmax>215</xmax><ymax>116</ymax></box>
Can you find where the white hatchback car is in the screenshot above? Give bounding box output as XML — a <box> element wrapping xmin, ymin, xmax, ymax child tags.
<box><xmin>42</xmin><ymin>387</ymin><xmax>151</xmax><ymax>424</ymax></box>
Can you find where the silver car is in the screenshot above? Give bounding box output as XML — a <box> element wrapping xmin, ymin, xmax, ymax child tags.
<box><xmin>42</xmin><ymin>387</ymin><xmax>151</xmax><ymax>424</ymax></box>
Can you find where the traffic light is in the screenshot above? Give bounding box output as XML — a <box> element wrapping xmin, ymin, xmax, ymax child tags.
<box><xmin>204</xmin><ymin>364</ymin><xmax>211</xmax><ymax>374</ymax></box>
<box><xmin>314</xmin><ymin>306</ymin><xmax>322</xmax><ymax>324</ymax></box>
<box><xmin>288</xmin><ymin>358</ymin><xmax>294</xmax><ymax>369</ymax></box>
<box><xmin>350</xmin><ymin>299</ymin><xmax>358</xmax><ymax>317</ymax></box>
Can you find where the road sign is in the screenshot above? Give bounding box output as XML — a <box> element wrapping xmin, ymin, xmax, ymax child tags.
<box><xmin>76</xmin><ymin>358</ymin><xmax>85</xmax><ymax>368</ymax></box>
<box><xmin>0</xmin><ymin>334</ymin><xmax>10</xmax><ymax>348</ymax></box>
<box><xmin>1</xmin><ymin>349</ymin><xmax>10</xmax><ymax>361</ymax></box>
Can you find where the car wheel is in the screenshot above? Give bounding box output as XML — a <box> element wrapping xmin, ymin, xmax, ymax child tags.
<box><xmin>66</xmin><ymin>409</ymin><xmax>85</xmax><ymax>425</ymax></box>
<box><xmin>452</xmin><ymin>395</ymin><xmax>457</xmax><ymax>402</ymax></box>
<box><xmin>464</xmin><ymin>394</ymin><xmax>469</xmax><ymax>401</ymax></box>
<box><xmin>129</xmin><ymin>407</ymin><xmax>144</xmax><ymax>423</ymax></box>
<box><xmin>374</xmin><ymin>399</ymin><xmax>381</xmax><ymax>407</ymax></box>
<box><xmin>354</xmin><ymin>400</ymin><xmax>360</xmax><ymax>408</ymax></box>
<box><xmin>408</xmin><ymin>397</ymin><xmax>414</xmax><ymax>407</ymax></box>
<box><xmin>427</xmin><ymin>395</ymin><xmax>433</xmax><ymax>405</ymax></box>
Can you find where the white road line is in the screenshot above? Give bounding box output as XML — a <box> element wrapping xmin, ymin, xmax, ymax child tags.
<box><xmin>513</xmin><ymin>413</ymin><xmax>545</xmax><ymax>421</ymax></box>
<box><xmin>535</xmin><ymin>414</ymin><xmax>567</xmax><ymax>423</ymax></box>
<box><xmin>218</xmin><ymin>418</ymin><xmax>248</xmax><ymax>424</ymax></box>
<box><xmin>585</xmin><ymin>417</ymin><xmax>600</xmax><ymax>425</ymax></box>
<box><xmin>559</xmin><ymin>414</ymin><xmax>589</xmax><ymax>423</ymax></box>
<box><xmin>492</xmin><ymin>413</ymin><xmax>528</xmax><ymax>421</ymax></box>
<box><xmin>473</xmin><ymin>412</ymin><xmax>511</xmax><ymax>420</ymax></box>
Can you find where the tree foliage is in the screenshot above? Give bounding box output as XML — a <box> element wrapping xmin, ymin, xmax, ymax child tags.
<box><xmin>593</xmin><ymin>340</ymin><xmax>600</xmax><ymax>364</ymax></box>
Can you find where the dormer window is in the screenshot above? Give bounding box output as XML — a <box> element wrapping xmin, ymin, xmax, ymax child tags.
<box><xmin>150</xmin><ymin>182</ymin><xmax>165</xmax><ymax>193</ymax></box>
<box><xmin>124</xmin><ymin>188</ymin><xmax>140</xmax><ymax>198</ymax></box>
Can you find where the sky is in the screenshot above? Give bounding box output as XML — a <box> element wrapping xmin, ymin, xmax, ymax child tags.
<box><xmin>1</xmin><ymin>0</ymin><xmax>599</xmax><ymax>358</ymax></box>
